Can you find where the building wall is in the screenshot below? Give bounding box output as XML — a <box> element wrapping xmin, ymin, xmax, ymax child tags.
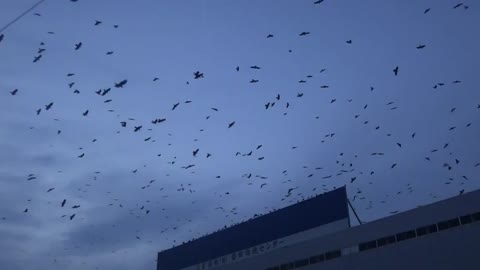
<box><xmin>213</xmin><ymin>190</ymin><xmax>480</xmax><ymax>270</ymax></box>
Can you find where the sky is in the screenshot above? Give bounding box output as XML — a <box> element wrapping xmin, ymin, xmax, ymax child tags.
<box><xmin>0</xmin><ymin>0</ymin><xmax>479</xmax><ymax>269</ymax></box>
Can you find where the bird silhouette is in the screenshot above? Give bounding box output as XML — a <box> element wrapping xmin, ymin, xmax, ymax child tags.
<box><xmin>10</xmin><ymin>89</ymin><xmax>18</xmax><ymax>95</ymax></box>
<box><xmin>70</xmin><ymin>214</ymin><xmax>76</xmax><ymax>220</ymax></box>
<box><xmin>393</xmin><ymin>66</ymin><xmax>399</xmax><ymax>76</ymax></box>
<box><xmin>299</xmin><ymin>31</ymin><xmax>310</xmax><ymax>36</ymax></box>
<box><xmin>172</xmin><ymin>102</ymin><xmax>180</xmax><ymax>110</ymax></box>
<box><xmin>115</xmin><ymin>79</ymin><xmax>128</xmax><ymax>88</ymax></box>
<box><xmin>314</xmin><ymin>0</ymin><xmax>324</xmax><ymax>4</ymax></box>
<box><xmin>82</xmin><ymin>110</ymin><xmax>89</xmax><ymax>116</ymax></box>
<box><xmin>134</xmin><ymin>126</ymin><xmax>142</xmax><ymax>132</ymax></box>
<box><xmin>424</xmin><ymin>8</ymin><xmax>430</xmax><ymax>14</ymax></box>
<box><xmin>193</xmin><ymin>71</ymin><xmax>204</xmax><ymax>79</ymax></box>
<box><xmin>346</xmin><ymin>40</ymin><xmax>352</xmax><ymax>44</ymax></box>
<box><xmin>45</xmin><ymin>102</ymin><xmax>54</xmax><ymax>110</ymax></box>
<box><xmin>94</xmin><ymin>20</ymin><xmax>102</xmax><ymax>26</ymax></box>
<box><xmin>250</xmin><ymin>79</ymin><xmax>259</xmax><ymax>83</ymax></box>
<box><xmin>228</xmin><ymin>121</ymin><xmax>236</xmax><ymax>128</ymax></box>
<box><xmin>74</xmin><ymin>42</ymin><xmax>82</xmax><ymax>50</ymax></box>
<box><xmin>250</xmin><ymin>65</ymin><xmax>261</xmax><ymax>69</ymax></box>
<box><xmin>61</xmin><ymin>199</ymin><xmax>66</xmax><ymax>207</ymax></box>
<box><xmin>267</xmin><ymin>34</ymin><xmax>274</xmax><ymax>38</ymax></box>
<box><xmin>193</xmin><ymin>149</ymin><xmax>199</xmax><ymax>157</ymax></box>
<box><xmin>453</xmin><ymin>3</ymin><xmax>463</xmax><ymax>9</ymax></box>
<box><xmin>416</xmin><ymin>44</ymin><xmax>426</xmax><ymax>49</ymax></box>
<box><xmin>78</xmin><ymin>153</ymin><xmax>85</xmax><ymax>158</ymax></box>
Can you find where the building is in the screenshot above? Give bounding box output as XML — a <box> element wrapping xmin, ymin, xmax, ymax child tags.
<box><xmin>157</xmin><ymin>187</ymin><xmax>480</xmax><ymax>270</ymax></box>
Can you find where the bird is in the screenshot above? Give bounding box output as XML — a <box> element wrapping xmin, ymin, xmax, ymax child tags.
<box><xmin>61</xmin><ymin>199</ymin><xmax>66</xmax><ymax>207</ymax></box>
<box><xmin>120</xmin><ymin>122</ymin><xmax>127</xmax><ymax>127</ymax></box>
<box><xmin>453</xmin><ymin>3</ymin><xmax>463</xmax><ymax>9</ymax></box>
<box><xmin>10</xmin><ymin>89</ymin><xmax>18</xmax><ymax>95</ymax></box>
<box><xmin>250</xmin><ymin>65</ymin><xmax>261</xmax><ymax>69</ymax></box>
<box><xmin>45</xmin><ymin>102</ymin><xmax>54</xmax><ymax>110</ymax></box>
<box><xmin>77</xmin><ymin>153</ymin><xmax>85</xmax><ymax>158</ymax></box>
<box><xmin>350</xmin><ymin>177</ymin><xmax>357</xmax><ymax>183</ymax></box>
<box><xmin>228</xmin><ymin>121</ymin><xmax>236</xmax><ymax>128</ymax></box>
<box><xmin>0</xmin><ymin>34</ymin><xmax>4</xmax><ymax>43</ymax></box>
<box><xmin>391</xmin><ymin>163</ymin><xmax>397</xmax><ymax>168</ymax></box>
<box><xmin>94</xmin><ymin>20</ymin><xmax>102</xmax><ymax>26</ymax></box>
<box><xmin>74</xmin><ymin>42</ymin><xmax>82</xmax><ymax>50</ymax></box>
<box><xmin>276</xmin><ymin>94</ymin><xmax>280</xmax><ymax>100</ymax></box>
<box><xmin>153</xmin><ymin>77</ymin><xmax>159</xmax><ymax>81</ymax></box>
<box><xmin>206</xmin><ymin>153</ymin><xmax>211</xmax><ymax>158</ymax></box>
<box><xmin>72</xmin><ymin>205</ymin><xmax>80</xmax><ymax>209</ymax></box>
<box><xmin>24</xmin><ymin>208</ymin><xmax>28</xmax><ymax>213</ymax></box>
<box><xmin>115</xmin><ymin>79</ymin><xmax>128</xmax><ymax>88</ymax></box>
<box><xmin>299</xmin><ymin>31</ymin><xmax>310</xmax><ymax>36</ymax></box>
<box><xmin>36</xmin><ymin>108</ymin><xmax>41</xmax><ymax>115</ymax></box>
<box><xmin>193</xmin><ymin>71</ymin><xmax>204</xmax><ymax>79</ymax></box>
<box><xmin>250</xmin><ymin>79</ymin><xmax>259</xmax><ymax>83</ymax></box>
<box><xmin>70</xmin><ymin>214</ymin><xmax>76</xmax><ymax>220</ymax></box>
<box><xmin>256</xmin><ymin>145</ymin><xmax>262</xmax><ymax>150</ymax></box>
<box><xmin>68</xmin><ymin>82</ymin><xmax>75</xmax><ymax>88</ymax></box>
<box><xmin>346</xmin><ymin>40</ymin><xmax>352</xmax><ymax>44</ymax></box>
<box><xmin>193</xmin><ymin>149</ymin><xmax>199</xmax><ymax>157</ymax></box>
<box><xmin>74</xmin><ymin>90</ymin><xmax>80</xmax><ymax>94</ymax></box>
<box><xmin>424</xmin><ymin>8</ymin><xmax>430</xmax><ymax>14</ymax></box>
<box><xmin>260</xmin><ymin>183</ymin><xmax>267</xmax><ymax>188</ymax></box>
<box><xmin>314</xmin><ymin>0</ymin><xmax>324</xmax><ymax>4</ymax></box>
<box><xmin>297</xmin><ymin>93</ymin><xmax>304</xmax><ymax>97</ymax></box>
<box><xmin>393</xmin><ymin>66</ymin><xmax>399</xmax><ymax>76</ymax></box>
<box><xmin>82</xmin><ymin>110</ymin><xmax>89</xmax><ymax>116</ymax></box>
<box><xmin>211</xmin><ymin>108</ymin><xmax>219</xmax><ymax>111</ymax></box>
<box><xmin>134</xmin><ymin>126</ymin><xmax>142</xmax><ymax>132</ymax></box>
<box><xmin>114</xmin><ymin>25</ymin><xmax>119</xmax><ymax>28</ymax></box>
<box><xmin>298</xmin><ymin>80</ymin><xmax>306</xmax><ymax>83</ymax></box>
<box><xmin>416</xmin><ymin>44</ymin><xmax>426</xmax><ymax>49</ymax></box>
<box><xmin>101</xmin><ymin>88</ymin><xmax>111</xmax><ymax>96</ymax></box>
<box><xmin>106</xmin><ymin>51</ymin><xmax>114</xmax><ymax>55</ymax></box>
<box><xmin>172</xmin><ymin>102</ymin><xmax>180</xmax><ymax>110</ymax></box>
<box><xmin>267</xmin><ymin>34</ymin><xmax>274</xmax><ymax>38</ymax></box>
<box><xmin>33</xmin><ymin>55</ymin><xmax>42</xmax><ymax>63</ymax></box>
<box><xmin>46</xmin><ymin>188</ymin><xmax>55</xmax><ymax>192</ymax></box>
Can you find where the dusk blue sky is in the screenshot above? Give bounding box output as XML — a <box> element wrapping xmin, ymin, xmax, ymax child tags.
<box><xmin>0</xmin><ymin>0</ymin><xmax>479</xmax><ymax>269</ymax></box>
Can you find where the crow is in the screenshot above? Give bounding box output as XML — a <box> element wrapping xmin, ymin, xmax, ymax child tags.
<box><xmin>346</xmin><ymin>40</ymin><xmax>352</xmax><ymax>44</ymax></box>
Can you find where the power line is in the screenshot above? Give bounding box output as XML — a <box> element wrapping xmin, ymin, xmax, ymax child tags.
<box><xmin>0</xmin><ymin>0</ymin><xmax>47</xmax><ymax>34</ymax></box>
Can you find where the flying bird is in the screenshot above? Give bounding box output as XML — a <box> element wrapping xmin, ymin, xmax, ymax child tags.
<box><xmin>77</xmin><ymin>153</ymin><xmax>85</xmax><ymax>158</ymax></box>
<box><xmin>299</xmin><ymin>31</ymin><xmax>310</xmax><ymax>36</ymax></box>
<box><xmin>94</xmin><ymin>20</ymin><xmax>102</xmax><ymax>26</ymax></box>
<box><xmin>33</xmin><ymin>55</ymin><xmax>42</xmax><ymax>63</ymax></box>
<box><xmin>115</xmin><ymin>79</ymin><xmax>128</xmax><ymax>88</ymax></box>
<box><xmin>267</xmin><ymin>34</ymin><xmax>274</xmax><ymax>38</ymax></box>
<box><xmin>45</xmin><ymin>102</ymin><xmax>54</xmax><ymax>110</ymax></box>
<box><xmin>250</xmin><ymin>65</ymin><xmax>261</xmax><ymax>69</ymax></box>
<box><xmin>416</xmin><ymin>44</ymin><xmax>426</xmax><ymax>49</ymax></box>
<box><xmin>393</xmin><ymin>66</ymin><xmax>399</xmax><ymax>76</ymax></box>
<box><xmin>10</xmin><ymin>89</ymin><xmax>18</xmax><ymax>95</ymax></box>
<box><xmin>172</xmin><ymin>102</ymin><xmax>180</xmax><ymax>110</ymax></box>
<box><xmin>346</xmin><ymin>40</ymin><xmax>352</xmax><ymax>44</ymax></box>
<box><xmin>134</xmin><ymin>126</ymin><xmax>142</xmax><ymax>132</ymax></box>
<box><xmin>74</xmin><ymin>42</ymin><xmax>82</xmax><ymax>50</ymax></box>
<box><xmin>82</xmin><ymin>110</ymin><xmax>89</xmax><ymax>116</ymax></box>
<box><xmin>424</xmin><ymin>8</ymin><xmax>430</xmax><ymax>14</ymax></box>
<box><xmin>228</xmin><ymin>121</ymin><xmax>236</xmax><ymax>128</ymax></box>
<box><xmin>193</xmin><ymin>71</ymin><xmax>204</xmax><ymax>79</ymax></box>
<box><xmin>193</xmin><ymin>149</ymin><xmax>199</xmax><ymax>157</ymax></box>
<box><xmin>250</xmin><ymin>79</ymin><xmax>259</xmax><ymax>83</ymax></box>
<box><xmin>70</xmin><ymin>214</ymin><xmax>76</xmax><ymax>220</ymax></box>
<box><xmin>314</xmin><ymin>0</ymin><xmax>324</xmax><ymax>4</ymax></box>
<box><xmin>61</xmin><ymin>199</ymin><xmax>66</xmax><ymax>207</ymax></box>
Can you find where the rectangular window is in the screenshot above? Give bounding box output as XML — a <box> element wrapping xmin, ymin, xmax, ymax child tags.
<box><xmin>325</xmin><ymin>250</ymin><xmax>341</xmax><ymax>260</ymax></box>
<box><xmin>438</xmin><ymin>218</ymin><xmax>460</xmax><ymax>231</ymax></box>
<box><xmin>396</xmin><ymin>230</ymin><xmax>416</xmax><ymax>242</ymax></box>
<box><xmin>460</xmin><ymin>214</ymin><xmax>473</xmax><ymax>225</ymax></box>
<box><xmin>359</xmin><ymin>240</ymin><xmax>377</xmax><ymax>251</ymax></box>
<box><xmin>416</xmin><ymin>224</ymin><xmax>437</xmax><ymax>236</ymax></box>
<box><xmin>294</xmin><ymin>259</ymin><xmax>309</xmax><ymax>268</ymax></box>
<box><xmin>377</xmin><ymin>235</ymin><xmax>396</xmax><ymax>247</ymax></box>
<box><xmin>472</xmin><ymin>212</ymin><xmax>480</xmax><ymax>222</ymax></box>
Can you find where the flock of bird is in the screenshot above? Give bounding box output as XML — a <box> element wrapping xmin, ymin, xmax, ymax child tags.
<box><xmin>0</xmin><ymin>1</ymin><xmax>478</xmax><ymax>269</ymax></box>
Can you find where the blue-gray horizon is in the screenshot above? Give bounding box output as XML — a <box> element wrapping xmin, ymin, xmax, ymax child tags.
<box><xmin>0</xmin><ymin>0</ymin><xmax>479</xmax><ymax>269</ymax></box>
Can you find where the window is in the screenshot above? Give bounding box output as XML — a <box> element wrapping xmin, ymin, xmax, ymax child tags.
<box><xmin>221</xmin><ymin>257</ymin><xmax>227</xmax><ymax>264</ymax></box>
<box><xmin>272</xmin><ymin>240</ymin><xmax>278</xmax><ymax>247</ymax></box>
<box><xmin>437</xmin><ymin>218</ymin><xmax>460</xmax><ymax>231</ymax></box>
<box><xmin>325</xmin><ymin>250</ymin><xmax>341</xmax><ymax>260</ymax></box>
<box><xmin>359</xmin><ymin>240</ymin><xmax>377</xmax><ymax>251</ymax></box>
<box><xmin>416</xmin><ymin>224</ymin><xmax>437</xmax><ymax>236</ymax></box>
<box><xmin>460</xmin><ymin>214</ymin><xmax>473</xmax><ymax>225</ymax></box>
<box><xmin>238</xmin><ymin>250</ymin><xmax>243</xmax><ymax>258</ymax></box>
<box><xmin>294</xmin><ymin>259</ymin><xmax>309</xmax><ymax>268</ymax></box>
<box><xmin>214</xmin><ymin>259</ymin><xmax>218</xmax><ymax>266</ymax></box>
<box><xmin>231</xmin><ymin>253</ymin><xmax>236</xmax><ymax>260</ymax></box>
<box><xmin>396</xmin><ymin>230</ymin><xmax>416</xmax><ymax>242</ymax></box>
<box><xmin>472</xmin><ymin>212</ymin><xmax>480</xmax><ymax>222</ymax></box>
<box><xmin>377</xmin><ymin>235</ymin><xmax>396</xmax><ymax>247</ymax></box>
